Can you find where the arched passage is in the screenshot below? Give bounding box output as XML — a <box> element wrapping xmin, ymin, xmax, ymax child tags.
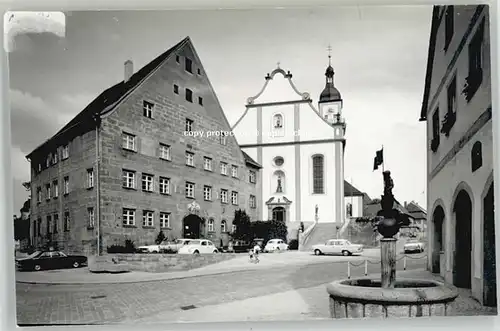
<box><xmin>183</xmin><ymin>214</ymin><xmax>203</xmax><ymax>239</ymax></box>
<box><xmin>483</xmin><ymin>181</ymin><xmax>496</xmax><ymax>306</ymax></box>
<box><xmin>453</xmin><ymin>189</ymin><xmax>473</xmax><ymax>289</ymax></box>
<box><xmin>272</xmin><ymin>207</ymin><xmax>286</xmax><ymax>223</ymax></box>
<box><xmin>431</xmin><ymin>205</ymin><xmax>445</xmax><ymax>274</ymax></box>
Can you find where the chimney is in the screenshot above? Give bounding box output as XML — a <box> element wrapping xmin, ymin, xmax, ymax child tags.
<box><xmin>404</xmin><ymin>201</ymin><xmax>407</xmax><ymax>208</ymax></box>
<box><xmin>124</xmin><ymin>60</ymin><xmax>133</xmax><ymax>82</ymax></box>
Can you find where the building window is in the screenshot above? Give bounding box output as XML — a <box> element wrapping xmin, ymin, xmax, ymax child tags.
<box><xmin>471</xmin><ymin>141</ymin><xmax>482</xmax><ymax>172</ymax></box>
<box><xmin>143</xmin><ymin>100</ymin><xmax>154</xmax><ymax>118</ymax></box>
<box><xmin>220</xmin><ymin>134</ymin><xmax>227</xmax><ymax>145</ymax></box>
<box><xmin>142</xmin><ymin>174</ymin><xmax>154</xmax><ymax>192</ymax></box>
<box><xmin>160</xmin><ymin>212</ymin><xmax>170</xmax><ymax>228</ymax></box>
<box><xmin>53</xmin><ymin>151</ymin><xmax>58</xmax><ymax>165</ymax></box>
<box><xmin>122</xmin><ymin>132</ymin><xmax>136</xmax><ymax>151</ymax></box>
<box><xmin>274</xmin><ymin>156</ymin><xmax>284</xmax><ymax>167</ymax></box>
<box><xmin>220</xmin><ymin>162</ymin><xmax>228</xmax><ymax>175</ymax></box>
<box><xmin>207</xmin><ymin>219</ymin><xmax>214</xmax><ymax>232</ymax></box>
<box><xmin>159</xmin><ymin>177</ymin><xmax>170</xmax><ymax>195</ymax></box>
<box><xmin>88</xmin><ymin>208</ymin><xmax>95</xmax><ymax>228</ymax></box>
<box><xmin>221</xmin><ymin>220</ymin><xmax>227</xmax><ymax>233</ymax></box>
<box><xmin>176</xmin><ymin>55</ymin><xmax>180</xmax><ymax>63</ymax></box>
<box><xmin>185</xmin><ymin>118</ymin><xmax>193</xmax><ymax>132</ymax></box>
<box><xmin>46</xmin><ymin>155</ymin><xmax>52</xmax><ymax>168</ymax></box>
<box><xmin>185</xmin><ymin>151</ymin><xmax>195</xmax><ymax>167</ymax></box>
<box><xmin>232</xmin><ymin>224</ymin><xmax>236</xmax><ymax>233</ymax></box>
<box><xmin>249</xmin><ymin>170</ymin><xmax>256</xmax><ymax>183</ymax></box>
<box><xmin>231</xmin><ymin>165</ymin><xmax>238</xmax><ymax>178</ymax></box>
<box><xmin>63</xmin><ymin>176</ymin><xmax>69</xmax><ymax>195</ymax></box>
<box><xmin>204</xmin><ymin>185</ymin><xmax>212</xmax><ymax>201</ymax></box>
<box><xmin>174</xmin><ymin>84</ymin><xmax>179</xmax><ymax>94</ymax></box>
<box><xmin>123</xmin><ymin>209</ymin><xmax>136</xmax><ymax>226</ymax></box>
<box><xmin>250</xmin><ymin>195</ymin><xmax>256</xmax><ymax>208</ymax></box>
<box><xmin>143</xmin><ymin>210</ymin><xmax>154</xmax><ymax>227</ymax></box>
<box><xmin>36</xmin><ymin>187</ymin><xmax>42</xmax><ymax>203</ymax></box>
<box><xmin>312</xmin><ymin>155</ymin><xmax>324</xmax><ymax>194</ymax></box>
<box><xmin>431</xmin><ymin>107</ymin><xmax>440</xmax><ymax>152</ymax></box>
<box><xmin>204</xmin><ymin>157</ymin><xmax>212</xmax><ymax>171</ymax></box>
<box><xmin>465</xmin><ymin>17</ymin><xmax>485</xmax><ymax>102</ymax></box>
<box><xmin>346</xmin><ymin>203</ymin><xmax>353</xmax><ymax>217</ymax></box>
<box><xmin>441</xmin><ymin>75</ymin><xmax>457</xmax><ymax>137</ymax></box>
<box><xmin>444</xmin><ymin>6</ymin><xmax>454</xmax><ymax>51</ymax></box>
<box><xmin>197</xmin><ymin>68</ymin><xmax>201</xmax><ymax>75</ymax></box>
<box><xmin>53</xmin><ymin>180</ymin><xmax>58</xmax><ymax>198</ymax></box>
<box><xmin>53</xmin><ymin>213</ymin><xmax>58</xmax><ymax>233</ymax></box>
<box><xmin>185</xmin><ymin>182</ymin><xmax>195</xmax><ymax>198</ymax></box>
<box><xmin>231</xmin><ymin>191</ymin><xmax>238</xmax><ymax>205</ymax></box>
<box><xmin>185</xmin><ymin>88</ymin><xmax>193</xmax><ymax>103</ymax></box>
<box><xmin>122</xmin><ymin>170</ymin><xmax>136</xmax><ymax>189</ymax></box>
<box><xmin>273</xmin><ymin>114</ymin><xmax>283</xmax><ymax>128</ymax></box>
<box><xmin>185</xmin><ymin>57</ymin><xmax>193</xmax><ymax>73</ymax></box>
<box><xmin>87</xmin><ymin>168</ymin><xmax>94</xmax><ymax>189</ymax></box>
<box><xmin>45</xmin><ymin>184</ymin><xmax>51</xmax><ymax>200</ymax></box>
<box><xmin>221</xmin><ymin>189</ymin><xmax>228</xmax><ymax>204</ymax></box>
<box><xmin>64</xmin><ymin>211</ymin><xmax>70</xmax><ymax>232</ymax></box>
<box><xmin>198</xmin><ymin>96</ymin><xmax>203</xmax><ymax>106</ymax></box>
<box><xmin>46</xmin><ymin>215</ymin><xmax>52</xmax><ymax>235</ymax></box>
<box><xmin>62</xmin><ymin>145</ymin><xmax>69</xmax><ymax>159</ymax></box>
<box><xmin>160</xmin><ymin>143</ymin><xmax>171</xmax><ymax>160</ymax></box>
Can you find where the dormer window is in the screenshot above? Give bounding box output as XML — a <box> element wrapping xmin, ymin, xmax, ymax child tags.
<box><xmin>62</xmin><ymin>145</ymin><xmax>69</xmax><ymax>159</ymax></box>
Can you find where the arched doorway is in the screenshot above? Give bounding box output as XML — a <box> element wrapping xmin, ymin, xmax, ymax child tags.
<box><xmin>183</xmin><ymin>214</ymin><xmax>202</xmax><ymax>239</ymax></box>
<box><xmin>453</xmin><ymin>189</ymin><xmax>473</xmax><ymax>289</ymax></box>
<box><xmin>483</xmin><ymin>181</ymin><xmax>496</xmax><ymax>307</ymax></box>
<box><xmin>431</xmin><ymin>205</ymin><xmax>445</xmax><ymax>274</ymax></box>
<box><xmin>272</xmin><ymin>207</ymin><xmax>286</xmax><ymax>223</ymax></box>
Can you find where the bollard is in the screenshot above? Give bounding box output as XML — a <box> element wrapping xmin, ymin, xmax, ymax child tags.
<box><xmin>364</xmin><ymin>259</ymin><xmax>368</xmax><ymax>276</ymax></box>
<box><xmin>403</xmin><ymin>255</ymin><xmax>407</xmax><ymax>271</ymax></box>
<box><xmin>347</xmin><ymin>261</ymin><xmax>351</xmax><ymax>279</ymax></box>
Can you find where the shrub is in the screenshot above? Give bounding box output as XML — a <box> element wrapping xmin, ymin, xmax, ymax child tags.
<box><xmin>106</xmin><ymin>239</ymin><xmax>137</xmax><ymax>253</ymax></box>
<box><xmin>288</xmin><ymin>239</ymin><xmax>299</xmax><ymax>250</ymax></box>
<box><xmin>155</xmin><ymin>230</ymin><xmax>166</xmax><ymax>244</ymax></box>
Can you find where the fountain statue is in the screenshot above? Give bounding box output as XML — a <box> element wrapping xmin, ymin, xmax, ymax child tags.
<box><xmin>326</xmin><ymin>170</ymin><xmax>458</xmax><ymax>318</ymax></box>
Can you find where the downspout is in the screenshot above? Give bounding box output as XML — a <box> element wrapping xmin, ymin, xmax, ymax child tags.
<box><xmin>94</xmin><ymin>115</ymin><xmax>101</xmax><ymax>256</ymax></box>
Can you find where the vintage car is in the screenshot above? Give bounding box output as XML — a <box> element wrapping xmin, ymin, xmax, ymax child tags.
<box><xmin>137</xmin><ymin>238</ymin><xmax>192</xmax><ymax>253</ymax></box>
<box><xmin>15</xmin><ymin>250</ymin><xmax>88</xmax><ymax>271</ymax></box>
<box><xmin>177</xmin><ymin>239</ymin><xmax>219</xmax><ymax>255</ymax></box>
<box><xmin>312</xmin><ymin>239</ymin><xmax>364</xmax><ymax>256</ymax></box>
<box><xmin>264</xmin><ymin>239</ymin><xmax>289</xmax><ymax>252</ymax></box>
<box><xmin>403</xmin><ymin>240</ymin><xmax>425</xmax><ymax>253</ymax></box>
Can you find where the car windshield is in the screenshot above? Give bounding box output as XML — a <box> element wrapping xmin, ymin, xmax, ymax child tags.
<box><xmin>57</xmin><ymin>252</ymin><xmax>67</xmax><ymax>257</ymax></box>
<box><xmin>25</xmin><ymin>251</ymin><xmax>42</xmax><ymax>258</ymax></box>
<box><xmin>189</xmin><ymin>240</ymin><xmax>201</xmax><ymax>245</ymax></box>
<box><xmin>344</xmin><ymin>241</ymin><xmax>352</xmax><ymax>245</ymax></box>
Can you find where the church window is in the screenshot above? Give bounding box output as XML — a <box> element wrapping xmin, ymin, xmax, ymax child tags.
<box><xmin>273</xmin><ymin>170</ymin><xmax>285</xmax><ymax>193</ymax></box>
<box><xmin>312</xmin><ymin>155</ymin><xmax>324</xmax><ymax>194</ymax></box>
<box><xmin>346</xmin><ymin>203</ymin><xmax>353</xmax><ymax>217</ymax></box>
<box><xmin>273</xmin><ymin>156</ymin><xmax>284</xmax><ymax>167</ymax></box>
<box><xmin>471</xmin><ymin>141</ymin><xmax>482</xmax><ymax>172</ymax></box>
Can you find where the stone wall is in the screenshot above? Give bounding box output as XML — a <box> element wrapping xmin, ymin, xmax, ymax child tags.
<box><xmin>92</xmin><ymin>253</ymin><xmax>238</xmax><ymax>273</ymax></box>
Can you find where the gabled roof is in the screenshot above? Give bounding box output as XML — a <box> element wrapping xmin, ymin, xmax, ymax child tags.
<box><xmin>242</xmin><ymin>151</ymin><xmax>262</xmax><ymax>169</ymax></box>
<box><xmin>344</xmin><ymin>180</ymin><xmax>365</xmax><ymax>197</ymax></box>
<box><xmin>406</xmin><ymin>201</ymin><xmax>427</xmax><ymax>219</ymax></box>
<box><xmin>362</xmin><ymin>198</ymin><xmax>410</xmax><ymax>218</ymax></box>
<box><xmin>27</xmin><ymin>37</ymin><xmax>190</xmax><ymax>160</ymax></box>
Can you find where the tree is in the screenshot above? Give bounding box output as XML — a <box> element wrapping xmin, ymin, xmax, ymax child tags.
<box><xmin>155</xmin><ymin>230</ymin><xmax>166</xmax><ymax>244</ymax></box>
<box><xmin>231</xmin><ymin>209</ymin><xmax>252</xmax><ymax>242</ymax></box>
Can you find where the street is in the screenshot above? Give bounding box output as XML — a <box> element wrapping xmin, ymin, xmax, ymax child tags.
<box><xmin>16</xmin><ymin>252</ymin><xmax>427</xmax><ymax>325</ymax></box>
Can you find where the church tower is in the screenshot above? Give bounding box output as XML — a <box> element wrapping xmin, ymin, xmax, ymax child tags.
<box><xmin>318</xmin><ymin>53</ymin><xmax>347</xmax><ymax>226</ymax></box>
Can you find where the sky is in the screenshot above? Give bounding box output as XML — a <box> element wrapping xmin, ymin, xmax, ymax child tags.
<box><xmin>8</xmin><ymin>6</ymin><xmax>432</xmax><ymax>214</ymax></box>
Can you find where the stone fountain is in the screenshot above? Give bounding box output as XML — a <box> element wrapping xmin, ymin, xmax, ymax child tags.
<box><xmin>326</xmin><ymin>171</ymin><xmax>458</xmax><ymax>318</ymax></box>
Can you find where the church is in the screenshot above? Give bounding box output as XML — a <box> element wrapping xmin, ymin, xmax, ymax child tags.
<box><xmin>232</xmin><ymin>56</ymin><xmax>348</xmax><ymax>238</ymax></box>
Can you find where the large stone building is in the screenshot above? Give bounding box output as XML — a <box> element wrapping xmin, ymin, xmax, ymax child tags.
<box><xmin>232</xmin><ymin>56</ymin><xmax>347</xmax><ymax>240</ymax></box>
<box><xmin>421</xmin><ymin>5</ymin><xmax>495</xmax><ymax>307</ymax></box>
<box><xmin>27</xmin><ymin>37</ymin><xmax>261</xmax><ymax>255</ymax></box>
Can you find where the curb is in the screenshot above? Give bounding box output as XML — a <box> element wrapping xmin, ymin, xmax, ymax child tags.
<box><xmin>15</xmin><ymin>255</ymin><xmax>392</xmax><ymax>285</ymax></box>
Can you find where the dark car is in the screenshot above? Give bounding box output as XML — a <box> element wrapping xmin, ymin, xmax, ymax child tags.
<box><xmin>15</xmin><ymin>250</ymin><xmax>88</xmax><ymax>271</ymax></box>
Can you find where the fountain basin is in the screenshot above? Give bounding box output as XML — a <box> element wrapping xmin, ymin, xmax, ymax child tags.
<box><xmin>327</xmin><ymin>277</ymin><xmax>459</xmax><ymax>318</ymax></box>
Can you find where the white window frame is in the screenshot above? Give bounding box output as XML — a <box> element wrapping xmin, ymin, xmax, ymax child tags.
<box><xmin>63</xmin><ymin>177</ymin><xmax>69</xmax><ymax>194</ymax></box>
<box><xmin>204</xmin><ymin>185</ymin><xmax>212</xmax><ymax>201</ymax></box>
<box><xmin>186</xmin><ymin>152</ymin><xmax>195</xmax><ymax>167</ymax></box>
<box><xmin>123</xmin><ymin>209</ymin><xmax>136</xmax><ymax>226</ymax></box>
<box><xmin>220</xmin><ymin>135</ymin><xmax>227</xmax><ymax>145</ymax></box>
<box><xmin>62</xmin><ymin>145</ymin><xmax>69</xmax><ymax>159</ymax></box>
<box><xmin>249</xmin><ymin>170</ymin><xmax>256</xmax><ymax>183</ymax></box>
<box><xmin>221</xmin><ymin>189</ymin><xmax>228</xmax><ymax>204</ymax></box>
<box><xmin>250</xmin><ymin>195</ymin><xmax>256</xmax><ymax>208</ymax></box>
<box><xmin>143</xmin><ymin>100</ymin><xmax>154</xmax><ymax>118</ymax></box>
<box><xmin>231</xmin><ymin>165</ymin><xmax>238</xmax><ymax>178</ymax></box>
<box><xmin>207</xmin><ymin>219</ymin><xmax>214</xmax><ymax>232</ymax></box>
<box><xmin>87</xmin><ymin>168</ymin><xmax>94</xmax><ymax>188</ymax></box>
<box><xmin>231</xmin><ymin>191</ymin><xmax>238</xmax><ymax>205</ymax></box>
<box><xmin>204</xmin><ymin>157</ymin><xmax>212</xmax><ymax>171</ymax></box>
<box><xmin>122</xmin><ymin>170</ymin><xmax>136</xmax><ymax>189</ymax></box>
<box><xmin>220</xmin><ymin>162</ymin><xmax>227</xmax><ymax>175</ymax></box>
<box><xmin>185</xmin><ymin>182</ymin><xmax>195</xmax><ymax>198</ymax></box>
<box><xmin>142</xmin><ymin>210</ymin><xmax>154</xmax><ymax>227</ymax></box>
<box><xmin>160</xmin><ymin>212</ymin><xmax>170</xmax><ymax>228</ymax></box>
<box><xmin>159</xmin><ymin>177</ymin><xmax>170</xmax><ymax>195</ymax></box>
<box><xmin>185</xmin><ymin>118</ymin><xmax>193</xmax><ymax>132</ymax></box>
<box><xmin>53</xmin><ymin>180</ymin><xmax>58</xmax><ymax>198</ymax></box>
<box><xmin>36</xmin><ymin>187</ymin><xmax>42</xmax><ymax>203</ymax></box>
<box><xmin>160</xmin><ymin>144</ymin><xmax>171</xmax><ymax>160</ymax></box>
<box><xmin>46</xmin><ymin>184</ymin><xmax>51</xmax><ymax>200</ymax></box>
<box><xmin>221</xmin><ymin>220</ymin><xmax>227</xmax><ymax>233</ymax></box>
<box><xmin>88</xmin><ymin>207</ymin><xmax>95</xmax><ymax>228</ymax></box>
<box><xmin>122</xmin><ymin>133</ymin><xmax>136</xmax><ymax>151</ymax></box>
<box><xmin>142</xmin><ymin>174</ymin><xmax>154</xmax><ymax>192</ymax></box>
<box><xmin>53</xmin><ymin>151</ymin><xmax>58</xmax><ymax>164</ymax></box>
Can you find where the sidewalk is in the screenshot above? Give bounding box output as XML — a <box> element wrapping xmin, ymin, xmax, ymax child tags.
<box><xmin>123</xmin><ymin>269</ymin><xmax>497</xmax><ymax>323</ymax></box>
<box><xmin>16</xmin><ymin>251</ymin><xmax>379</xmax><ymax>285</ymax></box>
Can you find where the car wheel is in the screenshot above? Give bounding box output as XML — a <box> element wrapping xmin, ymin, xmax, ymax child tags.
<box><xmin>73</xmin><ymin>261</ymin><xmax>80</xmax><ymax>268</ymax></box>
<box><xmin>193</xmin><ymin>250</ymin><xmax>200</xmax><ymax>255</ymax></box>
<box><xmin>314</xmin><ymin>249</ymin><xmax>322</xmax><ymax>256</ymax></box>
<box><xmin>213</xmin><ymin>250</ymin><xmax>218</xmax><ymax>254</ymax></box>
<box><xmin>342</xmin><ymin>250</ymin><xmax>350</xmax><ymax>256</ymax></box>
<box><xmin>34</xmin><ymin>264</ymin><xmax>41</xmax><ymax>271</ymax></box>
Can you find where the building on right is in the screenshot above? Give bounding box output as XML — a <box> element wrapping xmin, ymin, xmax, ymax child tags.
<box><xmin>420</xmin><ymin>5</ymin><xmax>496</xmax><ymax>307</ymax></box>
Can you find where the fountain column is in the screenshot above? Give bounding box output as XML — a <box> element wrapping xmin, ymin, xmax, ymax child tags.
<box><xmin>380</xmin><ymin>238</ymin><xmax>396</xmax><ymax>288</ymax></box>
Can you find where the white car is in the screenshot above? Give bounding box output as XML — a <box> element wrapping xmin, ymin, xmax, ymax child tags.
<box><xmin>264</xmin><ymin>239</ymin><xmax>289</xmax><ymax>252</ymax></box>
<box><xmin>138</xmin><ymin>238</ymin><xmax>192</xmax><ymax>253</ymax></box>
<box><xmin>312</xmin><ymin>239</ymin><xmax>363</xmax><ymax>256</ymax></box>
<box><xmin>177</xmin><ymin>239</ymin><xmax>219</xmax><ymax>255</ymax></box>
<box><xmin>404</xmin><ymin>240</ymin><xmax>425</xmax><ymax>253</ymax></box>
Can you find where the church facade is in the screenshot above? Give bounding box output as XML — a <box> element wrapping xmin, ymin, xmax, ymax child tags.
<box><xmin>232</xmin><ymin>60</ymin><xmax>346</xmax><ymax>237</ymax></box>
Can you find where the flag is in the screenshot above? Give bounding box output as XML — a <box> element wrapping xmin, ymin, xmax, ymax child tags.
<box><xmin>373</xmin><ymin>148</ymin><xmax>383</xmax><ymax>171</ymax></box>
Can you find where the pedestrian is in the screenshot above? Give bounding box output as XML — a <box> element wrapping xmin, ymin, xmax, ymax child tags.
<box><xmin>249</xmin><ymin>242</ymin><xmax>261</xmax><ymax>263</ymax></box>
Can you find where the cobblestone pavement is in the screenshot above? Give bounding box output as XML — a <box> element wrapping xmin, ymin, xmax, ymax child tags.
<box><xmin>17</xmin><ymin>255</ymin><xmax>427</xmax><ymax>325</ymax></box>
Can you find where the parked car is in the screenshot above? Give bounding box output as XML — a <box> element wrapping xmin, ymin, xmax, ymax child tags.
<box><xmin>312</xmin><ymin>239</ymin><xmax>363</xmax><ymax>256</ymax></box>
<box><xmin>177</xmin><ymin>239</ymin><xmax>219</xmax><ymax>255</ymax></box>
<box><xmin>230</xmin><ymin>240</ymin><xmax>251</xmax><ymax>253</ymax></box>
<box><xmin>264</xmin><ymin>239</ymin><xmax>289</xmax><ymax>252</ymax></box>
<box><xmin>15</xmin><ymin>250</ymin><xmax>88</xmax><ymax>271</ymax></box>
<box><xmin>137</xmin><ymin>238</ymin><xmax>192</xmax><ymax>253</ymax></box>
<box><xmin>404</xmin><ymin>240</ymin><xmax>425</xmax><ymax>253</ymax></box>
